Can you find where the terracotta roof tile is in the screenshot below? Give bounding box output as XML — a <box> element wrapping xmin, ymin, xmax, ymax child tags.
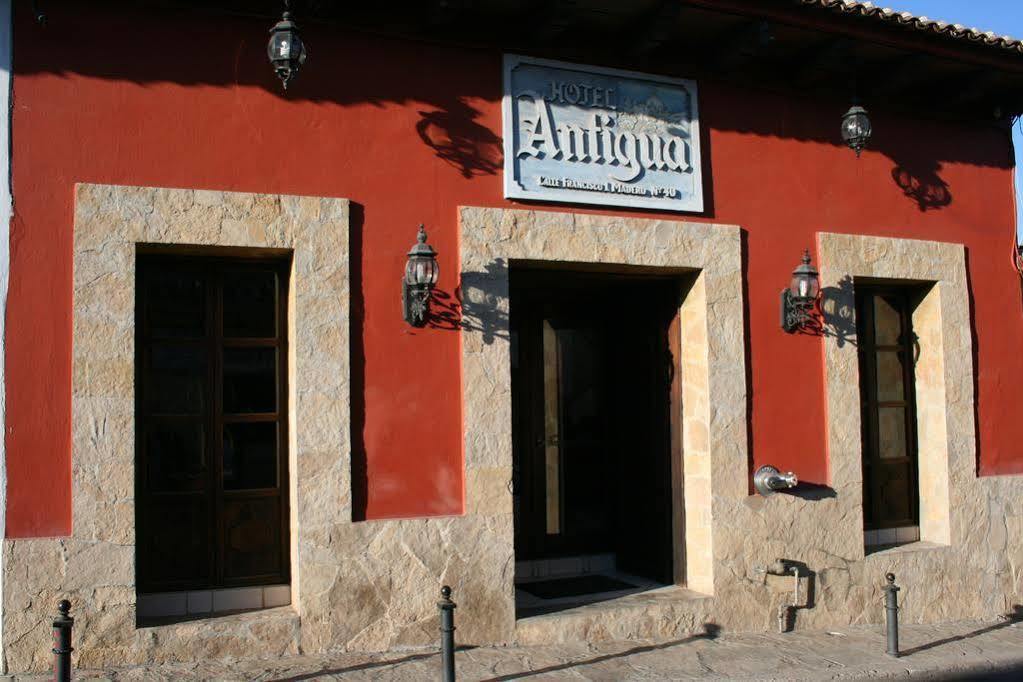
<box><xmin>799</xmin><ymin>0</ymin><xmax>1023</xmax><ymax>54</ymax></box>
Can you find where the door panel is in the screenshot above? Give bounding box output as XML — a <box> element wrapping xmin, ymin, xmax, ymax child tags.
<box><xmin>137</xmin><ymin>256</ymin><xmax>291</xmax><ymax>593</ymax></box>
<box><xmin>222</xmin><ymin>497</ymin><xmax>284</xmax><ymax>582</ymax></box>
<box><xmin>511</xmin><ymin>270</ymin><xmax>678</xmax><ymax>584</ymax></box>
<box><xmin>541</xmin><ymin>319</ymin><xmax>562</xmax><ymax>536</ymax></box>
<box><xmin>144</xmin><ymin>418</ymin><xmax>207</xmax><ymax>493</ymax></box>
<box><xmin>140</xmin><ymin>496</ymin><xmax>212</xmax><ymax>588</ymax></box>
<box><xmin>857</xmin><ymin>287</ymin><xmax>920</xmax><ymax>531</ymax></box>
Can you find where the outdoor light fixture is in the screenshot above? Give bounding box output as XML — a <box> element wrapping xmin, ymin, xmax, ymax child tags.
<box><xmin>780</xmin><ymin>249</ymin><xmax>820</xmax><ymax>333</ymax></box>
<box><xmin>267</xmin><ymin>0</ymin><xmax>308</xmax><ymax>90</ymax></box>
<box><xmin>841</xmin><ymin>100</ymin><xmax>872</xmax><ymax>157</ymax></box>
<box><xmin>402</xmin><ymin>224</ymin><xmax>439</xmax><ymax>327</ymax></box>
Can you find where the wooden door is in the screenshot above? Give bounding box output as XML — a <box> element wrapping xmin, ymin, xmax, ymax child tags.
<box><xmin>510</xmin><ymin>269</ymin><xmax>677</xmax><ymax>583</ymax></box>
<box><xmin>856</xmin><ymin>287</ymin><xmax>920</xmax><ymax>530</ymax></box>
<box><xmin>136</xmin><ymin>255</ymin><xmax>291</xmax><ymax>592</ymax></box>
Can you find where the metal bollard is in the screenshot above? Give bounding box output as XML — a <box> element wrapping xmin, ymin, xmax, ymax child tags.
<box><xmin>52</xmin><ymin>599</ymin><xmax>74</xmax><ymax>682</ymax></box>
<box><xmin>883</xmin><ymin>573</ymin><xmax>900</xmax><ymax>657</ymax></box>
<box><xmin>438</xmin><ymin>585</ymin><xmax>457</xmax><ymax>682</ymax></box>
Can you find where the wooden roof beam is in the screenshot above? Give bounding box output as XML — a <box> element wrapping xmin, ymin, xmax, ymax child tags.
<box><xmin>867</xmin><ymin>53</ymin><xmax>942</xmax><ymax>99</ymax></box>
<box><xmin>629</xmin><ymin>0</ymin><xmax>683</xmax><ymax>57</ymax></box>
<box><xmin>785</xmin><ymin>37</ymin><xmax>855</xmax><ymax>90</ymax></box>
<box><xmin>707</xmin><ymin>19</ymin><xmax>776</xmax><ymax>73</ymax></box>
<box><xmin>529</xmin><ymin>0</ymin><xmax>576</xmax><ymax>44</ymax></box>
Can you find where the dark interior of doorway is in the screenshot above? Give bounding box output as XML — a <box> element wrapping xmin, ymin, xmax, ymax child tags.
<box><xmin>510</xmin><ymin>265</ymin><xmax>683</xmax><ymax>617</ymax></box>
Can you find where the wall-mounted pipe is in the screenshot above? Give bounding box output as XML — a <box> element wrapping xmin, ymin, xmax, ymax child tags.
<box><xmin>754</xmin><ymin>560</ymin><xmax>802</xmax><ymax>633</ymax></box>
<box><xmin>754</xmin><ymin>465</ymin><xmax>798</xmax><ymax>496</ymax></box>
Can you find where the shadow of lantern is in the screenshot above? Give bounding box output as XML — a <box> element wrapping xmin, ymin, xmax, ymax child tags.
<box><xmin>891</xmin><ymin>164</ymin><xmax>952</xmax><ymax>212</ymax></box>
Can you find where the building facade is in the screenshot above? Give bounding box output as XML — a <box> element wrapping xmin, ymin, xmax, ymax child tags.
<box><xmin>3</xmin><ymin>0</ymin><xmax>1023</xmax><ymax>672</ymax></box>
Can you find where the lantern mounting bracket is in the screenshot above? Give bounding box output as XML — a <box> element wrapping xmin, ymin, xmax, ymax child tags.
<box><xmin>780</xmin><ymin>288</ymin><xmax>816</xmax><ymax>333</ymax></box>
<box><xmin>403</xmin><ymin>279</ymin><xmax>431</xmax><ymax>327</ymax></box>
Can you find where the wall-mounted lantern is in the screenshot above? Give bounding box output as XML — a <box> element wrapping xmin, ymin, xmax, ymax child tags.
<box><xmin>403</xmin><ymin>225</ymin><xmax>439</xmax><ymax>327</ymax></box>
<box><xmin>780</xmin><ymin>249</ymin><xmax>820</xmax><ymax>333</ymax></box>
<box><xmin>267</xmin><ymin>0</ymin><xmax>308</xmax><ymax>90</ymax></box>
<box><xmin>841</xmin><ymin>100</ymin><xmax>872</xmax><ymax>157</ymax></box>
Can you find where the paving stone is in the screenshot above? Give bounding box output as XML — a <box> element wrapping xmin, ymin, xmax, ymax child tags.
<box><xmin>5</xmin><ymin>617</ymin><xmax>1023</xmax><ymax>681</ymax></box>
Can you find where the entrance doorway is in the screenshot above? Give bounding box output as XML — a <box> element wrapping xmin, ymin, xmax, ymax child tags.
<box><xmin>856</xmin><ymin>285</ymin><xmax>922</xmax><ymax>548</ymax></box>
<box><xmin>511</xmin><ymin>266</ymin><xmax>682</xmax><ymax>612</ymax></box>
<box><xmin>135</xmin><ymin>253</ymin><xmax>291</xmax><ymax>619</ymax></box>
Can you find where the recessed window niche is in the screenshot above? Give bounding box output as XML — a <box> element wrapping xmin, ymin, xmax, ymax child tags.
<box><xmin>819</xmin><ymin>233</ymin><xmax>966</xmax><ymax>554</ymax></box>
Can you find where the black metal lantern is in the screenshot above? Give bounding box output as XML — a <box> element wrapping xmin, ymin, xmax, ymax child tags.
<box><xmin>780</xmin><ymin>249</ymin><xmax>820</xmax><ymax>333</ymax></box>
<box><xmin>403</xmin><ymin>225</ymin><xmax>439</xmax><ymax>327</ymax></box>
<box><xmin>267</xmin><ymin>1</ymin><xmax>307</xmax><ymax>90</ymax></box>
<box><xmin>841</xmin><ymin>101</ymin><xmax>872</xmax><ymax>157</ymax></box>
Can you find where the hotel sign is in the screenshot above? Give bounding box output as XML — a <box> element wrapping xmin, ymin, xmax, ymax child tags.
<box><xmin>503</xmin><ymin>55</ymin><xmax>703</xmax><ymax>213</ymax></box>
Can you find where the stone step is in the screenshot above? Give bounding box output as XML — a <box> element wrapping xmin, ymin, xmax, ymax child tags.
<box><xmin>515</xmin><ymin>585</ymin><xmax>713</xmax><ymax>646</ymax></box>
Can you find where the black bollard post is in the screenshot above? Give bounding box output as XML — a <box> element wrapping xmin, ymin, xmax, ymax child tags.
<box><xmin>883</xmin><ymin>573</ymin><xmax>900</xmax><ymax>657</ymax></box>
<box><xmin>52</xmin><ymin>599</ymin><xmax>74</xmax><ymax>682</ymax></box>
<box><xmin>438</xmin><ymin>585</ymin><xmax>457</xmax><ymax>682</ymax></box>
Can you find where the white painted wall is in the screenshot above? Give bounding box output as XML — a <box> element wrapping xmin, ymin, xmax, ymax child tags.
<box><xmin>0</xmin><ymin>0</ymin><xmax>12</xmax><ymax>673</ymax></box>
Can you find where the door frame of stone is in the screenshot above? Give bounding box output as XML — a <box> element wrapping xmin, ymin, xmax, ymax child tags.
<box><xmin>459</xmin><ymin>206</ymin><xmax>748</xmax><ymax>598</ymax></box>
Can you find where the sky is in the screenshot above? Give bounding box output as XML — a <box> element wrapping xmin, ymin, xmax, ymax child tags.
<box><xmin>879</xmin><ymin>1</ymin><xmax>1023</xmax><ymax>235</ymax></box>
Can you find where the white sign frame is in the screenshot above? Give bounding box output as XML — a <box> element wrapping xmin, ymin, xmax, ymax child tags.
<box><xmin>502</xmin><ymin>54</ymin><xmax>703</xmax><ymax>213</ymax></box>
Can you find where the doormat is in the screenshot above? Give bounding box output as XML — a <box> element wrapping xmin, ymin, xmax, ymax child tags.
<box><xmin>518</xmin><ymin>575</ymin><xmax>637</xmax><ymax>600</ymax></box>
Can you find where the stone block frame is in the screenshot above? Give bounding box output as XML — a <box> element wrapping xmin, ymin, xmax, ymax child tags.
<box><xmin>458</xmin><ymin>206</ymin><xmax>749</xmax><ymax>604</ymax></box>
<box><xmin>818</xmin><ymin>232</ymin><xmax>966</xmax><ymax>549</ymax></box>
<box><xmin>808</xmin><ymin>233</ymin><xmax>1023</xmax><ymax>627</ymax></box>
<box><xmin>2</xmin><ymin>185</ymin><xmax>350</xmax><ymax>671</ymax></box>
<box><xmin>3</xmin><ymin>197</ymin><xmax>753</xmax><ymax>667</ymax></box>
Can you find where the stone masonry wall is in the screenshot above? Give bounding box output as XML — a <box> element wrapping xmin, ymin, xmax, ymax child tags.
<box><xmin>3</xmin><ymin>194</ymin><xmax>1022</xmax><ymax>672</ymax></box>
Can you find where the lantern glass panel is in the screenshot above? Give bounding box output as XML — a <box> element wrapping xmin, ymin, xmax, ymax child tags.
<box><xmin>406</xmin><ymin>256</ymin><xmax>438</xmax><ymax>286</ymax></box>
<box><xmin>842</xmin><ymin>112</ymin><xmax>871</xmax><ymax>142</ymax></box>
<box><xmin>790</xmin><ymin>273</ymin><xmax>819</xmax><ymax>300</ymax></box>
<box><xmin>291</xmin><ymin>35</ymin><xmax>307</xmax><ymax>64</ymax></box>
<box><xmin>269</xmin><ymin>31</ymin><xmax>291</xmax><ymax>61</ymax></box>
<box><xmin>858</xmin><ymin>113</ymin><xmax>872</xmax><ymax>138</ymax></box>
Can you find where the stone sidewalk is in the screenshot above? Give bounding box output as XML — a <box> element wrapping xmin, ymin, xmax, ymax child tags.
<box><xmin>6</xmin><ymin>617</ymin><xmax>1023</xmax><ymax>680</ymax></box>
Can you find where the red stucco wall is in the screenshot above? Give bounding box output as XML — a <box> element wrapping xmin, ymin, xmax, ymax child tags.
<box><xmin>6</xmin><ymin>2</ymin><xmax>1021</xmax><ymax>537</ymax></box>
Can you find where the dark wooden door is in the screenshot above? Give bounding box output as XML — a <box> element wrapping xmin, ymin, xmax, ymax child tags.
<box><xmin>136</xmin><ymin>255</ymin><xmax>291</xmax><ymax>592</ymax></box>
<box><xmin>510</xmin><ymin>269</ymin><xmax>677</xmax><ymax>583</ymax></box>
<box><xmin>856</xmin><ymin>286</ymin><xmax>920</xmax><ymax>530</ymax></box>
